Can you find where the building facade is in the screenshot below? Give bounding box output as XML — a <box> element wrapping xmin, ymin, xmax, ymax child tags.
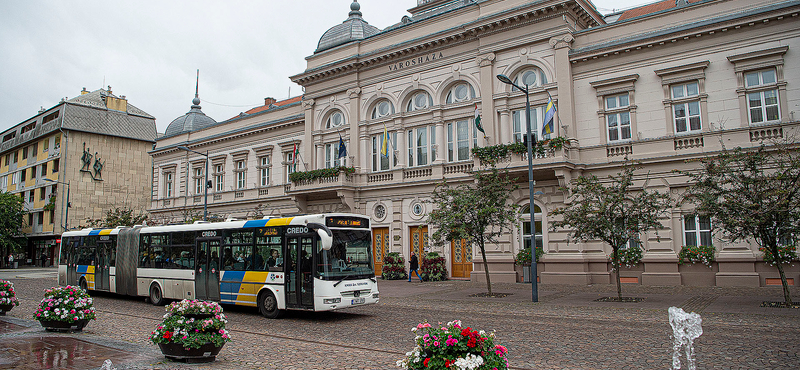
<box><xmin>1</xmin><ymin>87</ymin><xmax>157</xmax><ymax>265</ymax></box>
<box><xmin>150</xmin><ymin>0</ymin><xmax>800</xmax><ymax>287</ymax></box>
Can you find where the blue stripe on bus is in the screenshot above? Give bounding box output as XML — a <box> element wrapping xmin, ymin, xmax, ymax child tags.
<box><xmin>220</xmin><ymin>271</ymin><xmax>246</xmax><ymax>298</ymax></box>
<box><xmin>88</xmin><ymin>230</ymin><xmax>103</xmax><ymax>235</ymax></box>
<box><xmin>243</xmin><ymin>220</ymin><xmax>268</xmax><ymax>228</ymax></box>
<box><xmin>77</xmin><ymin>265</ymin><xmax>88</xmax><ymax>273</ymax></box>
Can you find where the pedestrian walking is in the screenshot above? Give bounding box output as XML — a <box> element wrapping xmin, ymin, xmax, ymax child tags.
<box><xmin>408</xmin><ymin>252</ymin><xmax>422</xmax><ymax>282</ymax></box>
<box><xmin>7</xmin><ymin>254</ymin><xmax>13</xmax><ymax>269</ymax></box>
<box><xmin>40</xmin><ymin>252</ymin><xmax>48</xmax><ymax>267</ymax></box>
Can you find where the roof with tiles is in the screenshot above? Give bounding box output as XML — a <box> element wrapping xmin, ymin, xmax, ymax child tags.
<box><xmin>617</xmin><ymin>0</ymin><xmax>704</xmax><ymax>22</ymax></box>
<box><xmin>243</xmin><ymin>96</ymin><xmax>303</xmax><ymax>116</ymax></box>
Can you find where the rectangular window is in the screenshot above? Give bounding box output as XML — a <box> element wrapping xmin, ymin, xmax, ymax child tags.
<box><xmin>28</xmin><ymin>190</ymin><xmax>34</xmax><ymax>202</ymax></box>
<box><xmin>38</xmin><ymin>211</ymin><xmax>46</xmax><ymax>225</ymax></box>
<box><xmin>54</xmin><ymin>135</ymin><xmax>61</xmax><ymax>148</ymax></box>
<box><xmin>20</xmin><ymin>168</ymin><xmax>26</xmax><ymax>182</ymax></box>
<box><xmin>259</xmin><ymin>156</ymin><xmax>270</xmax><ymax>186</ymax></box>
<box><xmin>10</xmin><ymin>172</ymin><xmax>17</xmax><ymax>185</ymax></box>
<box><xmin>671</xmin><ymin>82</ymin><xmax>701</xmax><ymax>133</ymax></box>
<box><xmin>164</xmin><ymin>173</ymin><xmax>173</xmax><ymax>198</ymax></box>
<box><xmin>40</xmin><ymin>187</ymin><xmax>46</xmax><ymax>200</ymax></box>
<box><xmin>52</xmin><ymin>159</ymin><xmax>59</xmax><ymax>173</ymax></box>
<box><xmin>4</xmin><ymin>154</ymin><xmax>8</xmax><ymax>166</ymax></box>
<box><xmin>324</xmin><ymin>143</ymin><xmax>346</xmax><ymax>169</ymax></box>
<box><xmin>43</xmin><ymin>139</ymin><xmax>49</xmax><ymax>151</ymax></box>
<box><xmin>512</xmin><ymin>107</ymin><xmax>544</xmax><ymax>144</ymax></box>
<box><xmin>214</xmin><ymin>164</ymin><xmax>224</xmax><ymax>192</ymax></box>
<box><xmin>605</xmin><ymin>94</ymin><xmax>631</xmax><ymax>142</ymax></box>
<box><xmin>408</xmin><ymin>126</ymin><xmax>434</xmax><ymax>167</ymax></box>
<box><xmin>236</xmin><ymin>160</ymin><xmax>246</xmax><ymax>189</ymax></box>
<box><xmin>194</xmin><ymin>167</ymin><xmax>204</xmax><ymax>195</ymax></box>
<box><xmin>1</xmin><ymin>175</ymin><xmax>6</xmax><ymax>188</ymax></box>
<box><xmin>446</xmin><ymin>120</ymin><xmax>472</xmax><ymax>162</ymax></box>
<box><xmin>49</xmin><ymin>209</ymin><xmax>54</xmax><ymax>225</ymax></box>
<box><xmin>40</xmin><ymin>163</ymin><xmax>47</xmax><ymax>177</ymax></box>
<box><xmin>684</xmin><ymin>215</ymin><xmax>712</xmax><ymax>246</ymax></box>
<box><xmin>22</xmin><ymin>147</ymin><xmax>28</xmax><ymax>160</ymax></box>
<box><xmin>372</xmin><ymin>132</ymin><xmax>397</xmax><ymax>172</ymax></box>
<box><xmin>12</xmin><ymin>151</ymin><xmax>18</xmax><ymax>164</ymax></box>
<box><xmin>745</xmin><ymin>69</ymin><xmax>780</xmax><ymax>124</ymax></box>
<box><xmin>31</xmin><ymin>143</ymin><xmax>38</xmax><ymax>156</ymax></box>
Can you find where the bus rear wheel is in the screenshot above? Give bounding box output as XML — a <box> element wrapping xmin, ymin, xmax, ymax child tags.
<box><xmin>149</xmin><ymin>284</ymin><xmax>165</xmax><ymax>306</ymax></box>
<box><xmin>79</xmin><ymin>278</ymin><xmax>88</xmax><ymax>292</ymax></box>
<box><xmin>258</xmin><ymin>291</ymin><xmax>283</xmax><ymax>319</ymax></box>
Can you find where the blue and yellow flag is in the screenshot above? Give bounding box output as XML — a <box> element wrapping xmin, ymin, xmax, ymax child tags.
<box><xmin>542</xmin><ymin>98</ymin><xmax>555</xmax><ymax>136</ymax></box>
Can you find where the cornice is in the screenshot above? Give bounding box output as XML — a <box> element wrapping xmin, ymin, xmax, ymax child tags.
<box><xmin>570</xmin><ymin>4</ymin><xmax>799</xmax><ymax>65</ymax></box>
<box><xmin>292</xmin><ymin>1</ymin><xmax>593</xmax><ymax>86</ymax></box>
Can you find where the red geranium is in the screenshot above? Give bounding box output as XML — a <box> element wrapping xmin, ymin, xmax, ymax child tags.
<box><xmin>163</xmin><ymin>331</ymin><xmax>172</xmax><ymax>340</ymax></box>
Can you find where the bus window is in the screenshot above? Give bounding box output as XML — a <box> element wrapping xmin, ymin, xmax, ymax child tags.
<box><xmin>223</xmin><ymin>230</ymin><xmax>253</xmax><ymax>271</ymax></box>
<box><xmin>171</xmin><ymin>245</ymin><xmax>193</xmax><ymax>269</ymax></box>
<box><xmin>254</xmin><ymin>236</ymin><xmax>282</xmax><ymax>271</ymax></box>
<box><xmin>59</xmin><ymin>237</ymin><xmax>72</xmax><ymax>265</ymax></box>
<box><xmin>139</xmin><ymin>235</ymin><xmax>151</xmax><ymax>268</ymax></box>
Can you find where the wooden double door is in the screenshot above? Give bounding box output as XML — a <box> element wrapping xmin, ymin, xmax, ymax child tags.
<box><xmin>372</xmin><ymin>228</ymin><xmax>389</xmax><ymax>276</ymax></box>
<box><xmin>450</xmin><ymin>239</ymin><xmax>473</xmax><ymax>279</ymax></box>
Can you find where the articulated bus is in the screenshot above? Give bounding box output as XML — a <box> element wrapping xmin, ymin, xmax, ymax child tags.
<box><xmin>57</xmin><ymin>213</ymin><xmax>378</xmax><ymax>318</ymax></box>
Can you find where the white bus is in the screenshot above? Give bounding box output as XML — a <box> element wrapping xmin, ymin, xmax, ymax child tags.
<box><xmin>57</xmin><ymin>213</ymin><xmax>379</xmax><ymax>318</ymax></box>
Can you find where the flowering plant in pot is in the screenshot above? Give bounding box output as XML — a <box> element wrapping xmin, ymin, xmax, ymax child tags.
<box><xmin>150</xmin><ymin>299</ymin><xmax>231</xmax><ymax>362</ymax></box>
<box><xmin>0</xmin><ymin>280</ymin><xmax>20</xmax><ymax>315</ymax></box>
<box><xmin>33</xmin><ymin>285</ymin><xmax>96</xmax><ymax>331</ymax></box>
<box><xmin>382</xmin><ymin>252</ymin><xmax>408</xmax><ymax>280</ymax></box>
<box><xmin>397</xmin><ymin>320</ymin><xmax>509</xmax><ymax>370</ymax></box>
<box><xmin>420</xmin><ymin>252</ymin><xmax>448</xmax><ymax>282</ymax></box>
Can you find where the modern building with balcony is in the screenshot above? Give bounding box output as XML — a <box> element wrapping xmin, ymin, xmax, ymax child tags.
<box><xmin>150</xmin><ymin>0</ymin><xmax>799</xmax><ymax>287</ymax></box>
<box><xmin>0</xmin><ymin>87</ymin><xmax>157</xmax><ymax>265</ymax></box>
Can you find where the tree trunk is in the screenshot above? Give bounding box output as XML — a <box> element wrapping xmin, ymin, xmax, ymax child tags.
<box><xmin>613</xmin><ymin>246</ymin><xmax>622</xmax><ymax>301</ymax></box>
<box><xmin>775</xmin><ymin>258</ymin><xmax>794</xmax><ymax>306</ymax></box>
<box><xmin>480</xmin><ymin>238</ymin><xmax>492</xmax><ymax>296</ymax></box>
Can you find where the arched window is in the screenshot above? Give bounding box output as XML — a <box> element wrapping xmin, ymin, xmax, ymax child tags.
<box><xmin>445</xmin><ymin>83</ymin><xmax>476</xmax><ymax>104</ymax></box>
<box><xmin>326</xmin><ymin>110</ymin><xmax>345</xmax><ymax>129</ymax></box>
<box><xmin>513</xmin><ymin>67</ymin><xmax>548</xmax><ymax>90</ymax></box>
<box><xmin>406</xmin><ymin>91</ymin><xmax>432</xmax><ymax>112</ymax></box>
<box><xmin>371</xmin><ymin>100</ymin><xmax>394</xmax><ymax>119</ymax></box>
<box><xmin>520</xmin><ymin>204</ymin><xmax>543</xmax><ymax>256</ymax></box>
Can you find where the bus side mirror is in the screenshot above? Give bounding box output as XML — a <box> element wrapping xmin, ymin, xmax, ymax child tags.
<box><xmin>307</xmin><ymin>223</ymin><xmax>333</xmax><ymax>250</ymax></box>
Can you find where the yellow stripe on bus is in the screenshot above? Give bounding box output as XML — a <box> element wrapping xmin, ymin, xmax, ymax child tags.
<box><xmin>265</xmin><ymin>217</ymin><xmax>293</xmax><ymax>226</ymax></box>
<box><xmin>99</xmin><ymin>229</ymin><xmax>112</xmax><ymax>235</ymax></box>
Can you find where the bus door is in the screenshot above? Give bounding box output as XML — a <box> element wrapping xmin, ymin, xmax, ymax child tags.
<box><xmin>195</xmin><ymin>237</ymin><xmax>221</xmax><ymax>301</ymax></box>
<box><xmin>286</xmin><ymin>234</ymin><xmax>315</xmax><ymax>309</ymax></box>
<box><xmin>96</xmin><ymin>237</ymin><xmax>111</xmax><ymax>291</ymax></box>
<box><xmin>66</xmin><ymin>238</ymin><xmax>80</xmax><ymax>286</ymax></box>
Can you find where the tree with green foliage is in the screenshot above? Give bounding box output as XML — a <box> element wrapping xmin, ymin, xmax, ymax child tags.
<box><xmin>427</xmin><ymin>166</ymin><xmax>519</xmax><ymax>295</ymax></box>
<box><xmin>681</xmin><ymin>142</ymin><xmax>800</xmax><ymax>306</ymax></box>
<box><xmin>85</xmin><ymin>207</ymin><xmax>149</xmax><ymax>228</ymax></box>
<box><xmin>0</xmin><ymin>191</ymin><xmax>27</xmax><ymax>256</ymax></box>
<box><xmin>550</xmin><ymin>163</ymin><xmax>673</xmax><ymax>300</ymax></box>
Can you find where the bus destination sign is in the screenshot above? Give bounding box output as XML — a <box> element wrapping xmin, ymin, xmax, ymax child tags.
<box><xmin>326</xmin><ymin>217</ymin><xmax>369</xmax><ymax>228</ymax></box>
<box><xmin>256</xmin><ymin>227</ymin><xmax>281</xmax><ymax>237</ymax></box>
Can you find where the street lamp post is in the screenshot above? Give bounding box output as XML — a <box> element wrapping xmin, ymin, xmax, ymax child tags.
<box><xmin>496</xmin><ymin>74</ymin><xmax>539</xmax><ymax>302</ymax></box>
<box><xmin>177</xmin><ymin>146</ymin><xmax>209</xmax><ymax>221</ymax></box>
<box><xmin>43</xmin><ymin>178</ymin><xmax>70</xmax><ymax>232</ymax></box>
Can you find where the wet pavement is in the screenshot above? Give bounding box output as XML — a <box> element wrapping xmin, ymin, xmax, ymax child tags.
<box><xmin>1</xmin><ymin>266</ymin><xmax>799</xmax><ymax>369</ymax></box>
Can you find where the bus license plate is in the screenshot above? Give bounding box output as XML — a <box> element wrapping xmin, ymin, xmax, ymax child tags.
<box><xmin>351</xmin><ymin>298</ymin><xmax>365</xmax><ymax>305</ymax></box>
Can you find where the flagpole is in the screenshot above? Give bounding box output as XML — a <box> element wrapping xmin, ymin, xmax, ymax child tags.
<box><xmin>544</xmin><ymin>90</ymin><xmax>566</xmax><ymax>136</ymax></box>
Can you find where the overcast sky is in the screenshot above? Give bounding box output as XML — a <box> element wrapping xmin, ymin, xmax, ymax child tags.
<box><xmin>0</xmin><ymin>0</ymin><xmax>653</xmax><ymax>134</ymax></box>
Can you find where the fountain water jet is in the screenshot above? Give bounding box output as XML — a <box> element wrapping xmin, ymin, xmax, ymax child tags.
<box><xmin>668</xmin><ymin>306</ymin><xmax>703</xmax><ymax>370</ymax></box>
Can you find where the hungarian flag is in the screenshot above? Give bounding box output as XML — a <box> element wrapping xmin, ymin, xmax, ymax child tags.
<box><xmin>292</xmin><ymin>143</ymin><xmax>299</xmax><ymax>171</ymax></box>
<box><xmin>474</xmin><ymin>103</ymin><xmax>485</xmax><ymax>136</ymax></box>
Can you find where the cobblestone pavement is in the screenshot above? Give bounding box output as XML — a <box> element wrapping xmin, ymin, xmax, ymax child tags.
<box><xmin>1</xmin><ymin>270</ymin><xmax>799</xmax><ymax>369</ymax></box>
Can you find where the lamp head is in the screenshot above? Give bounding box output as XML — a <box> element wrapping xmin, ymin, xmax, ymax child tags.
<box><xmin>496</xmin><ymin>74</ymin><xmax>513</xmax><ymax>85</ymax></box>
<box><xmin>177</xmin><ymin>146</ymin><xmax>189</xmax><ymax>151</ymax></box>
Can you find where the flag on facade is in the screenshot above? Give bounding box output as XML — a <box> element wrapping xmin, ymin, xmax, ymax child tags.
<box><xmin>381</xmin><ymin>125</ymin><xmax>389</xmax><ymax>158</ymax></box>
<box><xmin>474</xmin><ymin>103</ymin><xmax>485</xmax><ymax>136</ymax></box>
<box><xmin>542</xmin><ymin>97</ymin><xmax>555</xmax><ymax>136</ymax></box>
<box><xmin>338</xmin><ymin>134</ymin><xmax>347</xmax><ymax>159</ymax></box>
<box><xmin>292</xmin><ymin>143</ymin><xmax>299</xmax><ymax>171</ymax></box>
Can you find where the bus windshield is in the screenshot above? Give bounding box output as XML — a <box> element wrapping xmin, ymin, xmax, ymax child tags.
<box><xmin>317</xmin><ymin>229</ymin><xmax>373</xmax><ymax>280</ymax></box>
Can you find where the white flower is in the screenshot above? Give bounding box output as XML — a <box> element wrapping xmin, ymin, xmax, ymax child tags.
<box><xmin>453</xmin><ymin>354</ymin><xmax>484</xmax><ymax>370</ymax></box>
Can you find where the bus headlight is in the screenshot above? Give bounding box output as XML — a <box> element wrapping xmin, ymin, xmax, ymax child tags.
<box><xmin>324</xmin><ymin>298</ymin><xmax>341</xmax><ymax>304</ymax></box>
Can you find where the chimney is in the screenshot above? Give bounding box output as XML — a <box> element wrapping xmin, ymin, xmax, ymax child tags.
<box><xmin>264</xmin><ymin>97</ymin><xmax>276</xmax><ymax>106</ymax></box>
<box><xmin>676</xmin><ymin>0</ymin><xmax>688</xmax><ymax>6</ymax></box>
<box><xmin>80</xmin><ymin>87</ymin><xmax>89</xmax><ymax>95</ymax></box>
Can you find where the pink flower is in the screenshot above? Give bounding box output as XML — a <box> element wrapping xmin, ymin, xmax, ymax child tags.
<box><xmin>433</xmin><ymin>341</ymin><xmax>440</xmax><ymax>346</ymax></box>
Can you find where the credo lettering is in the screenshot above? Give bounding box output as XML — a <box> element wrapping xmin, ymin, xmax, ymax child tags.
<box><xmin>287</xmin><ymin>227</ymin><xmax>309</xmax><ymax>234</ymax></box>
<box><xmin>388</xmin><ymin>52</ymin><xmax>444</xmax><ymax>72</ymax></box>
<box><xmin>201</xmin><ymin>231</ymin><xmax>217</xmax><ymax>238</ymax></box>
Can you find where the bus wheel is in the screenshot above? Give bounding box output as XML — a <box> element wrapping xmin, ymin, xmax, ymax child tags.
<box><xmin>79</xmin><ymin>278</ymin><xmax>88</xmax><ymax>292</ymax></box>
<box><xmin>149</xmin><ymin>284</ymin><xmax>165</xmax><ymax>306</ymax></box>
<box><xmin>258</xmin><ymin>291</ymin><xmax>283</xmax><ymax>319</ymax></box>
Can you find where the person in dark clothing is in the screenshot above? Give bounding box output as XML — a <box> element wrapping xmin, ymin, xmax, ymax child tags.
<box><xmin>408</xmin><ymin>252</ymin><xmax>422</xmax><ymax>282</ymax></box>
<box><xmin>40</xmin><ymin>253</ymin><xmax>47</xmax><ymax>267</ymax></box>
